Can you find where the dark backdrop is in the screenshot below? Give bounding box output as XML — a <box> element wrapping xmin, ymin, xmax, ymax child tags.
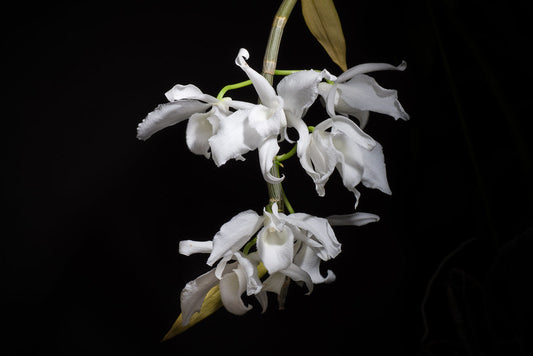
<box><xmin>5</xmin><ymin>1</ymin><xmax>533</xmax><ymax>355</ymax></box>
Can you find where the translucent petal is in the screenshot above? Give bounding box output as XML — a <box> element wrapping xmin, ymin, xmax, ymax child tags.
<box><xmin>178</xmin><ymin>240</ymin><xmax>213</xmax><ymax>256</ymax></box>
<box><xmin>207</xmin><ymin>210</ymin><xmax>264</xmax><ymax>266</ymax></box>
<box><xmin>137</xmin><ymin>100</ymin><xmax>210</xmax><ymax>140</ymax></box>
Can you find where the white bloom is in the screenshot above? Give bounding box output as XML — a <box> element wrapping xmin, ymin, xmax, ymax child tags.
<box><xmin>177</xmin><ymin>203</ymin><xmax>356</xmax><ymax>320</ymax></box>
<box><xmin>136</xmin><ymin>84</ymin><xmax>253</xmax><ymax>159</ymax></box>
<box><xmin>318</xmin><ymin>61</ymin><xmax>409</xmax><ymax>128</ymax></box>
<box><xmin>300</xmin><ymin>115</ymin><xmax>392</xmax><ymax>206</ymax></box>
<box><xmin>209</xmin><ymin>48</ymin><xmax>287</xmax><ymax>183</ymax></box>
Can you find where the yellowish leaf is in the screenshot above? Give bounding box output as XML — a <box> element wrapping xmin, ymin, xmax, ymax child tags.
<box><xmin>301</xmin><ymin>0</ymin><xmax>347</xmax><ymax>71</ymax></box>
<box><xmin>161</xmin><ymin>262</ymin><xmax>268</xmax><ymax>340</ymax></box>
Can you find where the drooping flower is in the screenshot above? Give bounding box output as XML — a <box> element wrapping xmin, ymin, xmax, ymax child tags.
<box><xmin>176</xmin><ymin>203</ymin><xmax>363</xmax><ymax>322</ymax></box>
<box><xmin>299</xmin><ymin>115</ymin><xmax>392</xmax><ymax>207</ymax></box>
<box><xmin>318</xmin><ymin>61</ymin><xmax>410</xmax><ymax>128</ymax></box>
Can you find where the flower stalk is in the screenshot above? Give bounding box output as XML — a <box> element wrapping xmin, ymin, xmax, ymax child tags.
<box><xmin>262</xmin><ymin>0</ymin><xmax>298</xmax><ymax>214</ymax></box>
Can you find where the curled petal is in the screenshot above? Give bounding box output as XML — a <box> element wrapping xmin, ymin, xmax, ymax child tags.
<box><xmin>185</xmin><ymin>110</ymin><xmax>221</xmax><ymax>158</ymax></box>
<box><xmin>282</xmin><ymin>264</ymin><xmax>314</xmax><ymax>295</ymax></box>
<box><xmin>219</xmin><ymin>268</ymin><xmax>252</xmax><ymax>315</ymax></box>
<box><xmin>327</xmin><ymin>212</ymin><xmax>380</xmax><ymax>226</ymax></box>
<box><xmin>234</xmin><ymin>252</ymin><xmax>262</xmax><ymax>296</ymax></box>
<box><xmin>331</xmin><ymin>115</ymin><xmax>376</xmax><ymax>150</ymax></box>
<box><xmin>258</xmin><ymin>136</ymin><xmax>283</xmax><ymax>184</ymax></box>
<box><xmin>137</xmin><ymin>100</ymin><xmax>210</xmax><ymax>140</ymax></box>
<box><xmin>207</xmin><ymin>210</ymin><xmax>264</xmax><ymax>266</ymax></box>
<box><xmin>337</xmin><ymin>74</ymin><xmax>409</xmax><ymax>121</ymax></box>
<box><xmin>336</xmin><ymin>61</ymin><xmax>407</xmax><ymax>83</ymax></box>
<box><xmin>235</xmin><ymin>48</ymin><xmax>281</xmax><ymax>108</ymax></box>
<box><xmin>294</xmin><ymin>244</ymin><xmax>336</xmax><ymax>284</ymax></box>
<box><xmin>285</xmin><ymin>213</ymin><xmax>341</xmax><ymax>260</ymax></box>
<box><xmin>299</xmin><ymin>119</ymin><xmax>337</xmax><ymax>196</ymax></box>
<box><xmin>179</xmin><ymin>240</ymin><xmax>213</xmax><ymax>256</ymax></box>
<box><xmin>165</xmin><ymin>84</ymin><xmax>217</xmax><ymax>103</ymax></box>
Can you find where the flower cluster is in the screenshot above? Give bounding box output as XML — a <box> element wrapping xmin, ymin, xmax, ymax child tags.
<box><xmin>137</xmin><ymin>48</ymin><xmax>408</xmax><ymax>325</ymax></box>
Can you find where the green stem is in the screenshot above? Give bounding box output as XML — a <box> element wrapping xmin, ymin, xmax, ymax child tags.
<box><xmin>262</xmin><ymin>0</ymin><xmax>298</xmax><ymax>214</ymax></box>
<box><xmin>276</xmin><ymin>144</ymin><xmax>297</xmax><ymax>162</ymax></box>
<box><xmin>216</xmin><ymin>79</ymin><xmax>252</xmax><ymax>100</ymax></box>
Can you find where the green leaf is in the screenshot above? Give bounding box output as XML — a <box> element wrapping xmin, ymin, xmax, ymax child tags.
<box><xmin>301</xmin><ymin>0</ymin><xmax>347</xmax><ymax>71</ymax></box>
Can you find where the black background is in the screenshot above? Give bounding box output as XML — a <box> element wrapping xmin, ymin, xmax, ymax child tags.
<box><xmin>4</xmin><ymin>1</ymin><xmax>533</xmax><ymax>355</ymax></box>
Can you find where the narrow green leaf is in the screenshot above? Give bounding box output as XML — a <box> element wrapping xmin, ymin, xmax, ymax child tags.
<box><xmin>301</xmin><ymin>0</ymin><xmax>347</xmax><ymax>71</ymax></box>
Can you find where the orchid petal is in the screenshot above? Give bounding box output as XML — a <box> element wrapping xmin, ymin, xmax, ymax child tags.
<box><xmin>257</xmin><ymin>225</ymin><xmax>294</xmax><ymax>274</ymax></box>
<box><xmin>258</xmin><ymin>136</ymin><xmax>283</xmax><ymax>184</ymax></box>
<box><xmin>180</xmin><ymin>268</ymin><xmax>220</xmax><ymax>325</ymax></box>
<box><xmin>337</xmin><ymin>74</ymin><xmax>409</xmax><ymax>121</ymax></box>
<box><xmin>262</xmin><ymin>272</ymin><xmax>287</xmax><ymax>295</ymax></box>
<box><xmin>137</xmin><ymin>100</ymin><xmax>210</xmax><ymax>140</ymax></box>
<box><xmin>185</xmin><ymin>110</ymin><xmax>219</xmax><ymax>158</ymax></box>
<box><xmin>331</xmin><ymin>115</ymin><xmax>376</xmax><ymax>150</ymax></box>
<box><xmin>361</xmin><ymin>141</ymin><xmax>392</xmax><ymax>195</ymax></box>
<box><xmin>219</xmin><ymin>268</ymin><xmax>252</xmax><ymax>315</ymax></box>
<box><xmin>294</xmin><ymin>244</ymin><xmax>336</xmax><ymax>284</ymax></box>
<box><xmin>255</xmin><ymin>291</ymin><xmax>268</xmax><ymax>313</ymax></box>
<box><xmin>299</xmin><ymin>119</ymin><xmax>337</xmax><ymax>196</ymax></box>
<box><xmin>178</xmin><ymin>240</ymin><xmax>213</xmax><ymax>256</ymax></box>
<box><xmin>327</xmin><ymin>212</ymin><xmax>380</xmax><ymax>226</ymax></box>
<box><xmin>285</xmin><ymin>213</ymin><xmax>341</xmax><ymax>260</ymax></box>
<box><xmin>336</xmin><ymin>61</ymin><xmax>407</xmax><ymax>83</ymax></box>
<box><xmin>208</xmin><ymin>109</ymin><xmax>254</xmax><ymax>166</ymax></box>
<box><xmin>164</xmin><ymin>84</ymin><xmax>217</xmax><ymax>103</ymax></box>
<box><xmin>248</xmin><ymin>104</ymin><xmax>283</xmax><ymax>140</ymax></box>
<box><xmin>235</xmin><ymin>252</ymin><xmax>262</xmax><ymax>296</ymax></box>
<box><xmin>277</xmin><ymin>70</ymin><xmax>329</xmax><ymax>127</ymax></box>
<box><xmin>282</xmin><ymin>264</ymin><xmax>314</xmax><ymax>295</ymax></box>
<box><xmin>235</xmin><ymin>48</ymin><xmax>281</xmax><ymax>108</ymax></box>
<box><xmin>207</xmin><ymin>210</ymin><xmax>264</xmax><ymax>266</ymax></box>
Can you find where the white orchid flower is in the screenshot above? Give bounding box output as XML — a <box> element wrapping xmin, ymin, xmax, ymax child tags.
<box><xmin>176</xmin><ymin>202</ymin><xmax>352</xmax><ymax>320</ymax></box>
<box><xmin>136</xmin><ymin>84</ymin><xmax>253</xmax><ymax>160</ymax></box>
<box><xmin>208</xmin><ymin>48</ymin><xmax>287</xmax><ymax>184</ymax></box>
<box><xmin>318</xmin><ymin>61</ymin><xmax>409</xmax><ymax>128</ymax></box>
<box><xmin>300</xmin><ymin>115</ymin><xmax>392</xmax><ymax>207</ymax></box>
